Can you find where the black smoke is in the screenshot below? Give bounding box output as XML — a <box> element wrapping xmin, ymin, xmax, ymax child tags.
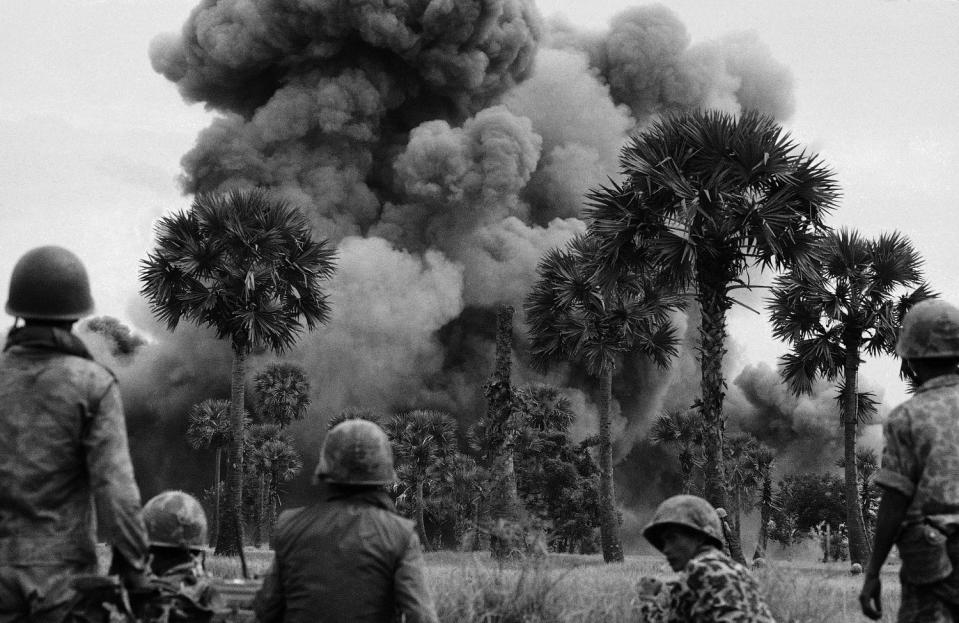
<box><xmin>134</xmin><ymin>0</ymin><xmax>799</xmax><ymax>513</ymax></box>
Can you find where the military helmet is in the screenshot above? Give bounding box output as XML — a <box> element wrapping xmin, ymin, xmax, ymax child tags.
<box><xmin>643</xmin><ymin>494</ymin><xmax>724</xmax><ymax>551</ymax></box>
<box><xmin>143</xmin><ymin>490</ymin><xmax>208</xmax><ymax>550</ymax></box>
<box><xmin>314</xmin><ymin>419</ymin><xmax>396</xmax><ymax>486</ymax></box>
<box><xmin>5</xmin><ymin>246</ymin><xmax>94</xmax><ymax>320</ymax></box>
<box><xmin>896</xmin><ymin>299</ymin><xmax>959</xmax><ymax>360</ymax></box>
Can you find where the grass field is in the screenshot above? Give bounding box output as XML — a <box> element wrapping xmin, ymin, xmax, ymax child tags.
<box><xmin>195</xmin><ymin>548</ymin><xmax>901</xmax><ymax>622</ymax></box>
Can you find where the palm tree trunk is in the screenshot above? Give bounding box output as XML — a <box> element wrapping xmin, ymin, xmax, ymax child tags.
<box><xmin>414</xmin><ymin>477</ymin><xmax>431</xmax><ymax>551</ymax></box>
<box><xmin>732</xmin><ymin>489</ymin><xmax>743</xmax><ymax>554</ymax></box>
<box><xmin>598</xmin><ymin>367</ymin><xmax>624</xmax><ymax>563</ymax></box>
<box><xmin>679</xmin><ymin>447</ymin><xmax>692</xmax><ymax>494</ymax></box>
<box><xmin>252</xmin><ymin>472</ymin><xmax>264</xmax><ymax>546</ymax></box>
<box><xmin>215</xmin><ymin>349</ymin><xmax>246</xmax><ymax>555</ymax></box>
<box><xmin>696</xmin><ymin>274</ymin><xmax>743</xmax><ymax>562</ymax></box>
<box><xmin>486</xmin><ymin>304</ymin><xmax>524</xmax><ymax>559</ymax></box>
<box><xmin>842</xmin><ymin>344</ymin><xmax>871</xmax><ymax>564</ymax></box>
<box><xmin>754</xmin><ymin>476</ymin><xmax>772</xmax><ymax>560</ymax></box>
<box><xmin>266</xmin><ymin>474</ymin><xmax>277</xmax><ymax>542</ymax></box>
<box><xmin>212</xmin><ymin>446</ymin><xmax>222</xmax><ymax>547</ymax></box>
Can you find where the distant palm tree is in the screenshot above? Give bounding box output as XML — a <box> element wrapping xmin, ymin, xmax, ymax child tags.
<box><xmin>748</xmin><ymin>443</ymin><xmax>776</xmax><ymax>560</ymax></box>
<box><xmin>254</xmin><ymin>363</ymin><xmax>311</xmax><ymax>428</ymax></box>
<box><xmin>251</xmin><ymin>431</ymin><xmax>303</xmax><ymax>543</ymax></box>
<box><xmin>724</xmin><ymin>432</ymin><xmax>761</xmax><ymax>552</ymax></box>
<box><xmin>140</xmin><ymin>188</ymin><xmax>337</xmax><ymax>554</ymax></box>
<box><xmin>517</xmin><ymin>384</ymin><xmax>576</xmax><ymax>433</ymax></box>
<box><xmin>769</xmin><ymin>227</ymin><xmax>931</xmax><ymax>563</ymax></box>
<box><xmin>245</xmin><ymin>423</ymin><xmax>280</xmax><ymax>546</ymax></box>
<box><xmin>586</xmin><ymin>110</ymin><xmax>840</xmax><ymax>563</ymax></box>
<box><xmin>837</xmin><ymin>446</ymin><xmax>881</xmax><ymax>539</ymax></box>
<box><xmin>649</xmin><ymin>408</ymin><xmax>704</xmax><ymax>494</ymax></box>
<box><xmin>186</xmin><ymin>398</ymin><xmax>249</xmax><ymax>545</ymax></box>
<box><xmin>385</xmin><ymin>410</ymin><xmax>458</xmax><ymax>550</ymax></box>
<box><xmin>525</xmin><ymin>233</ymin><xmax>681</xmax><ymax>563</ymax></box>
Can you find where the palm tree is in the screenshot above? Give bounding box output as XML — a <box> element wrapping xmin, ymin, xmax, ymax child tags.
<box><xmin>768</xmin><ymin>227</ymin><xmax>931</xmax><ymax>564</ymax></box>
<box><xmin>585</xmin><ymin>110</ymin><xmax>840</xmax><ymax>562</ymax></box>
<box><xmin>837</xmin><ymin>446</ymin><xmax>881</xmax><ymax>541</ymax></box>
<box><xmin>245</xmin><ymin>423</ymin><xmax>280</xmax><ymax>546</ymax></box>
<box><xmin>140</xmin><ymin>188</ymin><xmax>337</xmax><ymax>555</ymax></box>
<box><xmin>251</xmin><ymin>432</ymin><xmax>303</xmax><ymax>543</ymax></box>
<box><xmin>749</xmin><ymin>443</ymin><xmax>776</xmax><ymax>561</ymax></box>
<box><xmin>649</xmin><ymin>407</ymin><xmax>704</xmax><ymax>493</ymax></box>
<box><xmin>515</xmin><ymin>383</ymin><xmax>576</xmax><ymax>433</ymax></box>
<box><xmin>525</xmin><ymin>233</ymin><xmax>682</xmax><ymax>563</ymax></box>
<box><xmin>385</xmin><ymin>410</ymin><xmax>458</xmax><ymax>550</ymax></box>
<box><xmin>186</xmin><ymin>398</ymin><xmax>249</xmax><ymax>545</ymax></box>
<box><xmin>724</xmin><ymin>432</ymin><xmax>761</xmax><ymax>553</ymax></box>
<box><xmin>481</xmin><ymin>305</ymin><xmax>525</xmax><ymax>559</ymax></box>
<box><xmin>253</xmin><ymin>363</ymin><xmax>311</xmax><ymax>428</ymax></box>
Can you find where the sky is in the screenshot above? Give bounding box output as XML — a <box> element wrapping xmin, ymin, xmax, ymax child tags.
<box><xmin>2</xmin><ymin>0</ymin><xmax>958</xmax><ymax>417</ymax></box>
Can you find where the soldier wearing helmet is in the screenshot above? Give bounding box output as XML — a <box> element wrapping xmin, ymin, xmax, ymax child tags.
<box><xmin>0</xmin><ymin>246</ymin><xmax>149</xmax><ymax>622</ymax></box>
<box><xmin>135</xmin><ymin>491</ymin><xmax>223</xmax><ymax>622</ymax></box>
<box><xmin>861</xmin><ymin>298</ymin><xmax>959</xmax><ymax>622</ymax></box>
<box><xmin>253</xmin><ymin>418</ymin><xmax>438</xmax><ymax>623</ymax></box>
<box><xmin>637</xmin><ymin>494</ymin><xmax>775</xmax><ymax>622</ymax></box>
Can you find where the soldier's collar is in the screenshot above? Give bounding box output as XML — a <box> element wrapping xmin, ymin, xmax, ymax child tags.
<box><xmin>917</xmin><ymin>373</ymin><xmax>959</xmax><ymax>394</ymax></box>
<box><xmin>4</xmin><ymin>325</ymin><xmax>93</xmax><ymax>360</ymax></box>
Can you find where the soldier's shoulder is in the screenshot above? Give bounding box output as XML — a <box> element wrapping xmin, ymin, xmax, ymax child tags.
<box><xmin>271</xmin><ymin>507</ymin><xmax>306</xmax><ymax>541</ymax></box>
<box><xmin>62</xmin><ymin>353</ymin><xmax>119</xmax><ymax>386</ymax></box>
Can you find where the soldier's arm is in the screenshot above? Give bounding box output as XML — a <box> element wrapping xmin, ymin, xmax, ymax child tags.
<box><xmin>84</xmin><ymin>379</ymin><xmax>149</xmax><ymax>574</ymax></box>
<box><xmin>252</xmin><ymin>557</ymin><xmax>285</xmax><ymax>623</ymax></box>
<box><xmin>394</xmin><ymin>531</ymin><xmax>439</xmax><ymax>623</ymax></box>
<box><xmin>682</xmin><ymin>560</ymin><xmax>763</xmax><ymax>622</ymax></box>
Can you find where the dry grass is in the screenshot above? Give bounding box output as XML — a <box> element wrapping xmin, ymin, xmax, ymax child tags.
<box><xmin>100</xmin><ymin>545</ymin><xmax>901</xmax><ymax>622</ymax></box>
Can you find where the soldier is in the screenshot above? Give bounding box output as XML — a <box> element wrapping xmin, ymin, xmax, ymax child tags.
<box><xmin>253</xmin><ymin>419</ymin><xmax>439</xmax><ymax>623</ymax></box>
<box><xmin>637</xmin><ymin>494</ymin><xmax>776</xmax><ymax>622</ymax></box>
<box><xmin>860</xmin><ymin>299</ymin><xmax>959</xmax><ymax>622</ymax></box>
<box><xmin>0</xmin><ymin>246</ymin><xmax>150</xmax><ymax>622</ymax></box>
<box><xmin>136</xmin><ymin>490</ymin><xmax>223</xmax><ymax>621</ymax></box>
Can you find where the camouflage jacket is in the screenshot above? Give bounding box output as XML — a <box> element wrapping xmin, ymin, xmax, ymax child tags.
<box><xmin>875</xmin><ymin>373</ymin><xmax>959</xmax><ymax>520</ymax></box>
<box><xmin>0</xmin><ymin>326</ymin><xmax>148</xmax><ymax>570</ymax></box>
<box><xmin>253</xmin><ymin>484</ymin><xmax>438</xmax><ymax>623</ymax></box>
<box><xmin>638</xmin><ymin>547</ymin><xmax>776</xmax><ymax>623</ymax></box>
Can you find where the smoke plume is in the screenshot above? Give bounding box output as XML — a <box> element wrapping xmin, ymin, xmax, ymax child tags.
<box><xmin>136</xmin><ymin>0</ymin><xmax>802</xmax><ymax>512</ymax></box>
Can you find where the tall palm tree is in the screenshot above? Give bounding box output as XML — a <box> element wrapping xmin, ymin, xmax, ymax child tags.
<box><xmin>768</xmin><ymin>227</ymin><xmax>931</xmax><ymax>564</ymax></box>
<box><xmin>245</xmin><ymin>423</ymin><xmax>280</xmax><ymax>546</ymax></box>
<box><xmin>253</xmin><ymin>363</ymin><xmax>311</xmax><ymax>428</ymax></box>
<box><xmin>385</xmin><ymin>410</ymin><xmax>458</xmax><ymax>551</ymax></box>
<box><xmin>140</xmin><ymin>188</ymin><xmax>337</xmax><ymax>555</ymax></box>
<box><xmin>585</xmin><ymin>110</ymin><xmax>840</xmax><ymax>562</ymax></box>
<box><xmin>186</xmin><ymin>398</ymin><xmax>249</xmax><ymax>545</ymax></box>
<box><xmin>837</xmin><ymin>446</ymin><xmax>882</xmax><ymax>541</ymax></box>
<box><xmin>749</xmin><ymin>443</ymin><xmax>776</xmax><ymax>561</ymax></box>
<box><xmin>525</xmin><ymin>233</ymin><xmax>682</xmax><ymax>563</ymax></box>
<box><xmin>251</xmin><ymin>433</ymin><xmax>303</xmax><ymax>543</ymax></box>
<box><xmin>517</xmin><ymin>383</ymin><xmax>576</xmax><ymax>433</ymax></box>
<box><xmin>724</xmin><ymin>432</ymin><xmax>761</xmax><ymax>554</ymax></box>
<box><xmin>649</xmin><ymin>407</ymin><xmax>704</xmax><ymax>494</ymax></box>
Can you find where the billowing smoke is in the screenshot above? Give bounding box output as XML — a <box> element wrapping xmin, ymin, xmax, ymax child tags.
<box><xmin>727</xmin><ymin>361</ymin><xmax>887</xmax><ymax>473</ymax></box>
<box><xmin>134</xmin><ymin>0</ymin><xmax>799</xmax><ymax>504</ymax></box>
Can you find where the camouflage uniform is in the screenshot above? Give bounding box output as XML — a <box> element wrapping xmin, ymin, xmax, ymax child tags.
<box><xmin>0</xmin><ymin>325</ymin><xmax>149</xmax><ymax>623</ymax></box>
<box><xmin>875</xmin><ymin>372</ymin><xmax>959</xmax><ymax>622</ymax></box>
<box><xmin>638</xmin><ymin>546</ymin><xmax>776</xmax><ymax>623</ymax></box>
<box><xmin>130</xmin><ymin>562</ymin><xmax>222</xmax><ymax>623</ymax></box>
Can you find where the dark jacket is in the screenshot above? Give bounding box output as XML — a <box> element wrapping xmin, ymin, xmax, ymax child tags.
<box><xmin>0</xmin><ymin>326</ymin><xmax>148</xmax><ymax>568</ymax></box>
<box><xmin>253</xmin><ymin>484</ymin><xmax>438</xmax><ymax>623</ymax></box>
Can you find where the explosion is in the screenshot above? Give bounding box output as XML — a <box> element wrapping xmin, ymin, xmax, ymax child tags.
<box><xmin>128</xmin><ymin>0</ymin><xmax>800</xmax><ymax>502</ymax></box>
